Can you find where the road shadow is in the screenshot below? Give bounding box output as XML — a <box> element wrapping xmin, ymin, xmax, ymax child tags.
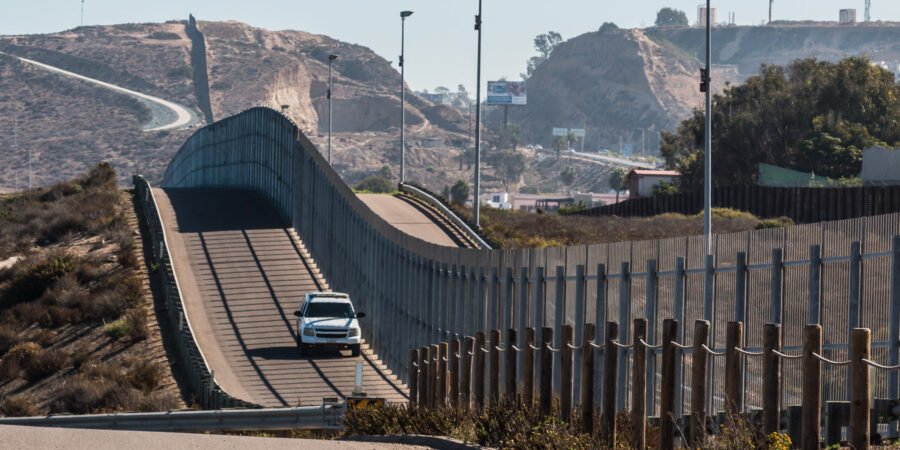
<box><xmin>164</xmin><ymin>188</ymin><xmax>286</xmax><ymax>233</ymax></box>
<box><xmin>247</xmin><ymin>345</ymin><xmax>352</xmax><ymax>361</ymax></box>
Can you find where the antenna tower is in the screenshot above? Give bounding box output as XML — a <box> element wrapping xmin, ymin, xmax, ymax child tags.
<box><xmin>80</xmin><ymin>0</ymin><xmax>85</xmax><ymax>34</ymax></box>
<box><xmin>865</xmin><ymin>0</ymin><xmax>871</xmax><ymax>22</ymax></box>
<box><xmin>769</xmin><ymin>0</ymin><xmax>774</xmax><ymax>24</ymax></box>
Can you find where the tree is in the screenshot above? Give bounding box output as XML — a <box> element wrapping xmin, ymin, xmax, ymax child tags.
<box><xmin>655</xmin><ymin>8</ymin><xmax>689</xmax><ymax>27</ymax></box>
<box><xmin>560</xmin><ymin>166</ymin><xmax>577</xmax><ymax>195</ymax></box>
<box><xmin>376</xmin><ymin>165</ymin><xmax>392</xmax><ymax>180</ymax></box>
<box><xmin>609</xmin><ymin>167</ymin><xmax>628</xmax><ymax>204</ymax></box>
<box><xmin>661</xmin><ymin>56</ymin><xmax>900</xmax><ymax>192</ymax></box>
<box><xmin>450</xmin><ymin>179</ymin><xmax>470</xmax><ymax>204</ymax></box>
<box><xmin>491</xmin><ymin>150</ymin><xmax>527</xmax><ymax>192</ymax></box>
<box><xmin>355</xmin><ymin>176</ymin><xmax>395</xmax><ymax>194</ymax></box>
<box><xmin>452</xmin><ymin>84</ymin><xmax>472</xmax><ymax>109</ymax></box>
<box><xmin>552</xmin><ymin>135</ymin><xmax>567</xmax><ymax>191</ymax></box>
<box><xmin>525</xmin><ymin>31</ymin><xmax>563</xmax><ymax>78</ymax></box>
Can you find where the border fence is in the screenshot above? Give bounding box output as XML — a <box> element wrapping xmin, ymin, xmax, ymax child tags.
<box><xmin>577</xmin><ymin>184</ymin><xmax>900</xmax><ymax>224</ymax></box>
<box><xmin>158</xmin><ymin>107</ymin><xmax>900</xmax><ymax>440</ymax></box>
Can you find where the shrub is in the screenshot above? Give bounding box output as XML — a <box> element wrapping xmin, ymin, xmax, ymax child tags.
<box><xmin>0</xmin><ymin>325</ymin><xmax>20</xmax><ymax>354</ymax></box>
<box><xmin>137</xmin><ymin>391</ymin><xmax>179</xmax><ymax>412</ymax></box>
<box><xmin>147</xmin><ymin>31</ymin><xmax>180</xmax><ymax>40</ymax></box>
<box><xmin>354</xmin><ymin>177</ymin><xmax>395</xmax><ymax>194</ymax></box>
<box><xmin>52</xmin><ymin>377</ymin><xmax>140</xmax><ymax>414</ymax></box>
<box><xmin>115</xmin><ymin>243</ymin><xmax>138</xmax><ymax>269</ymax></box>
<box><xmin>124</xmin><ymin>308</ymin><xmax>149</xmax><ymax>342</ymax></box>
<box><xmin>757</xmin><ymin>216</ymin><xmax>795</xmax><ymax>229</ymax></box>
<box><xmin>32</xmin><ymin>328</ymin><xmax>57</xmax><ymax>347</ymax></box>
<box><xmin>126</xmin><ymin>359</ymin><xmax>160</xmax><ymax>393</ymax></box>
<box><xmin>1</xmin><ymin>253</ymin><xmax>78</xmax><ymax>308</ymax></box>
<box><xmin>23</xmin><ymin>348</ymin><xmax>68</xmax><ymax>381</ymax></box>
<box><xmin>105</xmin><ymin>318</ymin><xmax>131</xmax><ymax>340</ymax></box>
<box><xmin>0</xmin><ymin>395</ymin><xmax>37</xmax><ymax>417</ymax></box>
<box><xmin>0</xmin><ymin>358</ymin><xmax>21</xmax><ymax>381</ymax></box>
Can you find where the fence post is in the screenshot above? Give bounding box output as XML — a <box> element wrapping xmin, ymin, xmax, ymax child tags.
<box><xmin>418</xmin><ymin>346</ymin><xmax>428</xmax><ymax>407</ymax></box>
<box><xmin>462</xmin><ymin>336</ymin><xmax>474</xmax><ymax>409</ymax></box>
<box><xmin>725</xmin><ymin>321</ymin><xmax>743</xmax><ymax>415</ymax></box>
<box><xmin>617</xmin><ymin>263</ymin><xmax>631</xmax><ymax>411</ymax></box>
<box><xmin>490</xmin><ymin>329</ymin><xmax>501</xmax><ymax>404</ymax></box>
<box><xmin>602</xmin><ymin>321</ymin><xmax>619</xmax><ymax>447</ymax></box>
<box><xmin>660</xmin><ymin>319</ymin><xmax>678</xmax><ymax>450</ymax></box>
<box><xmin>410</xmin><ymin>348</ymin><xmax>419</xmax><ymax>406</ymax></box>
<box><xmin>450</xmin><ymin>338</ymin><xmax>460</xmax><ymax>407</ymax></box>
<box><xmin>524</xmin><ymin>327</ymin><xmax>536</xmax><ymax>405</ymax></box>
<box><xmin>561</xmin><ymin>324</ymin><xmax>574</xmax><ymax>423</ymax></box>
<box><xmin>763</xmin><ymin>324</ymin><xmax>781</xmax><ymax>436</ymax></box>
<box><xmin>474</xmin><ymin>332</ymin><xmax>486</xmax><ymax>409</ymax></box>
<box><xmin>540</xmin><ymin>326</ymin><xmax>554</xmax><ymax>416</ymax></box>
<box><xmin>802</xmin><ymin>324</ymin><xmax>822</xmax><ymax>450</ymax></box>
<box><xmin>429</xmin><ymin>344</ymin><xmax>439</xmax><ymax>409</ymax></box>
<box><xmin>889</xmin><ymin>236</ymin><xmax>900</xmax><ymax>411</ymax></box>
<box><xmin>581</xmin><ymin>323</ymin><xmax>596</xmax><ymax>435</ymax></box>
<box><xmin>438</xmin><ymin>342</ymin><xmax>448</xmax><ymax>407</ymax></box>
<box><xmin>691</xmin><ymin>320</ymin><xmax>710</xmax><ymax>447</ymax></box>
<box><xmin>808</xmin><ymin>245</ymin><xmax>821</xmax><ymax>325</ymax></box>
<box><xmin>673</xmin><ymin>257</ymin><xmax>686</xmax><ymax>417</ymax></box>
<box><xmin>850</xmin><ymin>328</ymin><xmax>871</xmax><ymax>450</ymax></box>
<box><xmin>632</xmin><ymin>318</ymin><xmax>647</xmax><ymax>450</ymax></box>
<box><xmin>505</xmin><ymin>328</ymin><xmax>517</xmax><ymax>401</ymax></box>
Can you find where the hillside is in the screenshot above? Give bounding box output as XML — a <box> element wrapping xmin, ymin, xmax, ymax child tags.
<box><xmin>0</xmin><ymin>19</ymin><xmax>468</xmax><ymax>191</ymax></box>
<box><xmin>509</xmin><ymin>23</ymin><xmax>900</xmax><ymax>154</ymax></box>
<box><xmin>0</xmin><ymin>164</ymin><xmax>184</xmax><ymax>416</ymax></box>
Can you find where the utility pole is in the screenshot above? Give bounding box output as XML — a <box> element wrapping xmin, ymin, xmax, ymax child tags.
<box><xmin>327</xmin><ymin>54</ymin><xmax>337</xmax><ymax>165</ymax></box>
<box><xmin>473</xmin><ymin>0</ymin><xmax>483</xmax><ymax>228</ymax></box>
<box><xmin>768</xmin><ymin>0</ymin><xmax>773</xmax><ymax>24</ymax></box>
<box><xmin>81</xmin><ymin>0</ymin><xmax>85</xmax><ymax>34</ymax></box>
<box><xmin>702</xmin><ymin>0</ymin><xmax>713</xmax><ymax>255</ymax></box>
<box><xmin>399</xmin><ymin>11</ymin><xmax>413</xmax><ymax>183</ymax></box>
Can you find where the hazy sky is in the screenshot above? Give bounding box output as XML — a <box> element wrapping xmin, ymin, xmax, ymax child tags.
<box><xmin>4</xmin><ymin>1</ymin><xmax>900</xmax><ymax>94</ymax></box>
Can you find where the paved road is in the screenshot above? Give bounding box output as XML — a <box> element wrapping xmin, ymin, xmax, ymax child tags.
<box><xmin>357</xmin><ymin>194</ymin><xmax>459</xmax><ymax>247</ymax></box>
<box><xmin>0</xmin><ymin>51</ymin><xmax>200</xmax><ymax>131</ymax></box>
<box><xmin>0</xmin><ymin>425</ymin><xmax>433</xmax><ymax>450</ymax></box>
<box><xmin>154</xmin><ymin>188</ymin><xmax>407</xmax><ymax>406</ymax></box>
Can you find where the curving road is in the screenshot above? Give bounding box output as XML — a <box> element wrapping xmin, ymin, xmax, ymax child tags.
<box><xmin>154</xmin><ymin>188</ymin><xmax>408</xmax><ymax>406</ymax></box>
<box><xmin>0</xmin><ymin>51</ymin><xmax>201</xmax><ymax>131</ymax></box>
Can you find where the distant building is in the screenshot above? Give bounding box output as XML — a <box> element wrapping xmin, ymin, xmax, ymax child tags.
<box><xmin>697</xmin><ymin>6</ymin><xmax>717</xmax><ymax>27</ymax></box>
<box><xmin>628</xmin><ymin>169</ymin><xmax>680</xmax><ymax>199</ymax></box>
<box><xmin>840</xmin><ymin>9</ymin><xmax>857</xmax><ymax>24</ymax></box>
<box><xmin>861</xmin><ymin>145</ymin><xmax>900</xmax><ymax>186</ymax></box>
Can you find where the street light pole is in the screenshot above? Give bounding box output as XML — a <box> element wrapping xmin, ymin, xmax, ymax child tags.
<box><xmin>473</xmin><ymin>0</ymin><xmax>483</xmax><ymax>228</ymax></box>
<box><xmin>328</xmin><ymin>54</ymin><xmax>338</xmax><ymax>165</ymax></box>
<box><xmin>703</xmin><ymin>0</ymin><xmax>713</xmax><ymax>255</ymax></box>
<box><xmin>400</xmin><ymin>11</ymin><xmax>413</xmax><ymax>183</ymax></box>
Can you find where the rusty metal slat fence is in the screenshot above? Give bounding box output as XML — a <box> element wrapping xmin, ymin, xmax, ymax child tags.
<box><xmin>158</xmin><ymin>107</ymin><xmax>900</xmax><ymax>414</ymax></box>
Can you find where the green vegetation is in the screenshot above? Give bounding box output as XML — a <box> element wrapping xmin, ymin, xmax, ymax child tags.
<box><xmin>166</xmin><ymin>64</ymin><xmax>193</xmax><ymax>79</ymax></box>
<box><xmin>354</xmin><ymin>177</ymin><xmax>395</xmax><ymax>194</ymax></box>
<box><xmin>523</xmin><ymin>31</ymin><xmax>563</xmax><ymax>79</ymax></box>
<box><xmin>608</xmin><ymin>167</ymin><xmax>628</xmax><ymax>204</ymax></box>
<box><xmin>655</xmin><ymin>7</ymin><xmax>689</xmax><ymax>27</ymax></box>
<box><xmin>560</xmin><ymin>166</ymin><xmax>577</xmax><ymax>194</ymax></box>
<box><xmin>661</xmin><ymin>57</ymin><xmax>900</xmax><ymax>191</ymax></box>
<box><xmin>489</xmin><ymin>149</ymin><xmax>527</xmax><ymax>192</ymax></box>
<box><xmin>449</xmin><ymin>179</ymin><xmax>470</xmax><ymax>204</ymax></box>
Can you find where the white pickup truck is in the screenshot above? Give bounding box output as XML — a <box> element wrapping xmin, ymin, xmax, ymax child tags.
<box><xmin>293</xmin><ymin>292</ymin><xmax>364</xmax><ymax>356</ymax></box>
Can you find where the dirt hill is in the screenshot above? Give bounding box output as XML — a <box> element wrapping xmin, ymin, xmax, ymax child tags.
<box><xmin>509</xmin><ymin>23</ymin><xmax>900</xmax><ymax>154</ymax></box>
<box><xmin>0</xmin><ymin>19</ymin><xmax>467</xmax><ymax>190</ymax></box>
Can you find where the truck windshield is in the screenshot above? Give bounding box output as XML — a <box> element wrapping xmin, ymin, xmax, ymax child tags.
<box><xmin>305</xmin><ymin>302</ymin><xmax>354</xmax><ymax>318</ymax></box>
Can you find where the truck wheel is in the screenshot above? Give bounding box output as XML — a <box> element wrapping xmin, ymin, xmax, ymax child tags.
<box><xmin>351</xmin><ymin>344</ymin><xmax>361</xmax><ymax>357</ymax></box>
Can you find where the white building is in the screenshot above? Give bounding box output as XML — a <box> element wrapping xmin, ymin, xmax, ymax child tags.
<box><xmin>840</xmin><ymin>9</ymin><xmax>857</xmax><ymax>24</ymax></box>
<box><xmin>697</xmin><ymin>6</ymin><xmax>717</xmax><ymax>27</ymax></box>
<box><xmin>628</xmin><ymin>169</ymin><xmax>680</xmax><ymax>199</ymax></box>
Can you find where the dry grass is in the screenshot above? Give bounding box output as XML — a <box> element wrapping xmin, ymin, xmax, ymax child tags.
<box><xmin>0</xmin><ymin>396</ymin><xmax>38</xmax><ymax>417</ymax></box>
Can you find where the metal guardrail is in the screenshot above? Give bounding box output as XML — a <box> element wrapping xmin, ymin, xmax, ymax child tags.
<box><xmin>0</xmin><ymin>405</ymin><xmax>342</xmax><ymax>432</ymax></box>
<box><xmin>133</xmin><ymin>175</ymin><xmax>260</xmax><ymax>409</ymax></box>
<box><xmin>399</xmin><ymin>183</ymin><xmax>491</xmax><ymax>250</ymax></box>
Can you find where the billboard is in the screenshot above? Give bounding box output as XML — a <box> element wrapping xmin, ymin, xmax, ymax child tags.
<box><xmin>422</xmin><ymin>93</ymin><xmax>444</xmax><ymax>104</ymax></box>
<box><xmin>570</xmin><ymin>128</ymin><xmax>585</xmax><ymax>137</ymax></box>
<box><xmin>552</xmin><ymin>128</ymin><xmax>568</xmax><ymax>136</ymax></box>
<box><xmin>486</xmin><ymin>81</ymin><xmax>527</xmax><ymax>105</ymax></box>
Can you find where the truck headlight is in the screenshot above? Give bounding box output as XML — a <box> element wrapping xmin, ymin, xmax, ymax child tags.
<box><xmin>303</xmin><ymin>328</ymin><xmax>315</xmax><ymax>336</ymax></box>
<box><xmin>349</xmin><ymin>328</ymin><xmax>359</xmax><ymax>337</ymax></box>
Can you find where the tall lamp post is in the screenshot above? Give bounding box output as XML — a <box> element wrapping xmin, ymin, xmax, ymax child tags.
<box><xmin>328</xmin><ymin>54</ymin><xmax>338</xmax><ymax>165</ymax></box>
<box><xmin>702</xmin><ymin>0</ymin><xmax>712</xmax><ymax>255</ymax></box>
<box><xmin>399</xmin><ymin>11</ymin><xmax>413</xmax><ymax>183</ymax></box>
<box><xmin>473</xmin><ymin>0</ymin><xmax>483</xmax><ymax>228</ymax></box>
